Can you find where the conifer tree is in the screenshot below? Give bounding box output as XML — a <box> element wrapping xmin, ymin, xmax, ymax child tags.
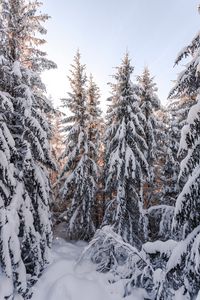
<box><xmin>0</xmin><ymin>4</ymin><xmax>27</xmax><ymax>297</ymax></box>
<box><xmin>103</xmin><ymin>54</ymin><xmax>148</xmax><ymax>247</ymax></box>
<box><xmin>48</xmin><ymin>107</ymin><xmax>66</xmax><ymax>221</ymax></box>
<box><xmin>86</xmin><ymin>74</ymin><xmax>103</xmax><ymax>227</ymax></box>
<box><xmin>137</xmin><ymin>67</ymin><xmax>160</xmax><ymax>208</ymax></box>
<box><xmin>169</xmin><ymin>32</ymin><xmax>200</xmax><ymax>239</ymax></box>
<box><xmin>59</xmin><ymin>52</ymin><xmax>100</xmax><ymax>241</ymax></box>
<box><xmin>153</xmin><ymin>107</ymin><xmax>169</xmax><ymax>203</ymax></box>
<box><xmin>0</xmin><ymin>0</ymin><xmax>56</xmax><ymax>297</ymax></box>
<box><xmin>146</xmin><ymin>107</ymin><xmax>176</xmax><ymax>241</ymax></box>
<box><xmin>48</xmin><ymin>107</ymin><xmax>65</xmax><ymax>188</ymax></box>
<box><xmin>0</xmin><ymin>55</ymin><xmax>28</xmax><ymax>298</ymax></box>
<box><xmin>87</xmin><ymin>74</ymin><xmax>102</xmax><ymax>151</ymax></box>
<box><xmin>164</xmin><ymin>23</ymin><xmax>200</xmax><ymax>299</ymax></box>
<box><xmin>162</xmin><ymin>96</ymin><xmax>195</xmax><ymax>205</ymax></box>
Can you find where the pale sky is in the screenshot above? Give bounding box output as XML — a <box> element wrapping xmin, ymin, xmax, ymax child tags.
<box><xmin>41</xmin><ymin>0</ymin><xmax>200</xmax><ymax>110</ymax></box>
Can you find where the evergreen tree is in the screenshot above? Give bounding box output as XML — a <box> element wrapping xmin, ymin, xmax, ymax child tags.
<box><xmin>87</xmin><ymin>74</ymin><xmax>102</xmax><ymax>151</ymax></box>
<box><xmin>164</xmin><ymin>23</ymin><xmax>200</xmax><ymax>299</ymax></box>
<box><xmin>137</xmin><ymin>67</ymin><xmax>160</xmax><ymax>208</ymax></box>
<box><xmin>0</xmin><ymin>55</ymin><xmax>28</xmax><ymax>298</ymax></box>
<box><xmin>169</xmin><ymin>31</ymin><xmax>200</xmax><ymax>239</ymax></box>
<box><xmin>0</xmin><ymin>0</ymin><xmax>56</xmax><ymax>297</ymax></box>
<box><xmin>59</xmin><ymin>52</ymin><xmax>100</xmax><ymax>241</ymax></box>
<box><xmin>103</xmin><ymin>54</ymin><xmax>148</xmax><ymax>247</ymax></box>
<box><xmin>48</xmin><ymin>107</ymin><xmax>66</xmax><ymax>225</ymax></box>
<box><xmin>153</xmin><ymin>108</ymin><xmax>169</xmax><ymax>204</ymax></box>
<box><xmin>162</xmin><ymin>96</ymin><xmax>195</xmax><ymax>206</ymax></box>
<box><xmin>48</xmin><ymin>106</ymin><xmax>65</xmax><ymax>189</ymax></box>
<box><xmin>86</xmin><ymin>74</ymin><xmax>103</xmax><ymax>228</ymax></box>
<box><xmin>146</xmin><ymin>107</ymin><xmax>176</xmax><ymax>241</ymax></box>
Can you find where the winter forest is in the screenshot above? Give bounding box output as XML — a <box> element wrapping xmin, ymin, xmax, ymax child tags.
<box><xmin>1</xmin><ymin>0</ymin><xmax>200</xmax><ymax>299</ymax></box>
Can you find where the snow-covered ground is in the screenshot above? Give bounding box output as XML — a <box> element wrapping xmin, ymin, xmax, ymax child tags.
<box><xmin>32</xmin><ymin>238</ymin><xmax>146</xmax><ymax>300</ymax></box>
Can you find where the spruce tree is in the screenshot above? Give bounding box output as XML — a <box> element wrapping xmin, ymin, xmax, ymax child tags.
<box><xmin>0</xmin><ymin>55</ymin><xmax>28</xmax><ymax>298</ymax></box>
<box><xmin>159</xmin><ymin>96</ymin><xmax>194</xmax><ymax>211</ymax></box>
<box><xmin>137</xmin><ymin>67</ymin><xmax>160</xmax><ymax>208</ymax></box>
<box><xmin>0</xmin><ymin>4</ymin><xmax>27</xmax><ymax>297</ymax></box>
<box><xmin>87</xmin><ymin>74</ymin><xmax>102</xmax><ymax>150</ymax></box>
<box><xmin>86</xmin><ymin>74</ymin><xmax>103</xmax><ymax>228</ymax></box>
<box><xmin>0</xmin><ymin>0</ymin><xmax>56</xmax><ymax>297</ymax></box>
<box><xmin>164</xmin><ymin>23</ymin><xmax>200</xmax><ymax>299</ymax></box>
<box><xmin>146</xmin><ymin>107</ymin><xmax>176</xmax><ymax>241</ymax></box>
<box><xmin>47</xmin><ymin>106</ymin><xmax>66</xmax><ymax>226</ymax></box>
<box><xmin>153</xmin><ymin>107</ymin><xmax>169</xmax><ymax>204</ymax></box>
<box><xmin>48</xmin><ymin>107</ymin><xmax>65</xmax><ymax>192</ymax></box>
<box><xmin>59</xmin><ymin>52</ymin><xmax>100</xmax><ymax>241</ymax></box>
<box><xmin>103</xmin><ymin>54</ymin><xmax>148</xmax><ymax>247</ymax></box>
<box><xmin>169</xmin><ymin>32</ymin><xmax>200</xmax><ymax>239</ymax></box>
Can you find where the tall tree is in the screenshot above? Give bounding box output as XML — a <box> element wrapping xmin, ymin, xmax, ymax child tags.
<box><xmin>59</xmin><ymin>52</ymin><xmax>100</xmax><ymax>241</ymax></box>
<box><xmin>0</xmin><ymin>55</ymin><xmax>28</xmax><ymax>298</ymax></box>
<box><xmin>146</xmin><ymin>107</ymin><xmax>176</xmax><ymax>242</ymax></box>
<box><xmin>137</xmin><ymin>67</ymin><xmax>160</xmax><ymax>208</ymax></box>
<box><xmin>86</xmin><ymin>74</ymin><xmax>103</xmax><ymax>227</ymax></box>
<box><xmin>48</xmin><ymin>106</ymin><xmax>66</xmax><ymax>222</ymax></box>
<box><xmin>103</xmin><ymin>54</ymin><xmax>148</xmax><ymax>247</ymax></box>
<box><xmin>48</xmin><ymin>106</ymin><xmax>65</xmax><ymax>188</ymax></box>
<box><xmin>0</xmin><ymin>0</ymin><xmax>56</xmax><ymax>298</ymax></box>
<box><xmin>169</xmin><ymin>31</ymin><xmax>200</xmax><ymax>239</ymax></box>
<box><xmin>165</xmin><ymin>24</ymin><xmax>200</xmax><ymax>299</ymax></box>
<box><xmin>87</xmin><ymin>74</ymin><xmax>102</xmax><ymax>151</ymax></box>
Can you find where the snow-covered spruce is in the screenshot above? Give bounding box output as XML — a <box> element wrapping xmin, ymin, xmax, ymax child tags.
<box><xmin>0</xmin><ymin>57</ymin><xmax>28</xmax><ymax>298</ymax></box>
<box><xmin>103</xmin><ymin>53</ymin><xmax>149</xmax><ymax>247</ymax></box>
<box><xmin>163</xmin><ymin>95</ymin><xmax>196</xmax><ymax>206</ymax></box>
<box><xmin>166</xmin><ymin>26</ymin><xmax>200</xmax><ymax>298</ymax></box>
<box><xmin>48</xmin><ymin>106</ymin><xmax>66</xmax><ymax>217</ymax></box>
<box><xmin>0</xmin><ymin>0</ymin><xmax>56</xmax><ymax>298</ymax></box>
<box><xmin>149</xmin><ymin>107</ymin><xmax>169</xmax><ymax>206</ymax></box>
<box><xmin>166</xmin><ymin>32</ymin><xmax>200</xmax><ymax>215</ymax></box>
<box><xmin>169</xmin><ymin>30</ymin><xmax>200</xmax><ymax>240</ymax></box>
<box><xmin>172</xmin><ymin>96</ymin><xmax>200</xmax><ymax>239</ymax></box>
<box><xmin>86</xmin><ymin>74</ymin><xmax>104</xmax><ymax>228</ymax></box>
<box><xmin>59</xmin><ymin>51</ymin><xmax>101</xmax><ymax>241</ymax></box>
<box><xmin>137</xmin><ymin>67</ymin><xmax>161</xmax><ymax>209</ymax></box>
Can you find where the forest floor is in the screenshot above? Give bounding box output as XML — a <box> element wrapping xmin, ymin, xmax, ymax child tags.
<box><xmin>31</xmin><ymin>238</ymin><xmax>146</xmax><ymax>300</ymax></box>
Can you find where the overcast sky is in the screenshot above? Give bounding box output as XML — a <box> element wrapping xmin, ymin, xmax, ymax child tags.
<box><xmin>41</xmin><ymin>0</ymin><xmax>200</xmax><ymax>110</ymax></box>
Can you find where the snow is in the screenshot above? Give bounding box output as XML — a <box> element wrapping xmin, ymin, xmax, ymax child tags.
<box><xmin>32</xmin><ymin>238</ymin><xmax>146</xmax><ymax>300</ymax></box>
<box><xmin>153</xmin><ymin>268</ymin><xmax>164</xmax><ymax>285</ymax></box>
<box><xmin>147</xmin><ymin>204</ymin><xmax>173</xmax><ymax>214</ymax></box>
<box><xmin>143</xmin><ymin>239</ymin><xmax>177</xmax><ymax>257</ymax></box>
<box><xmin>12</xmin><ymin>61</ymin><xmax>22</xmax><ymax>79</ymax></box>
<box><xmin>0</xmin><ymin>274</ymin><xmax>13</xmax><ymax>299</ymax></box>
<box><xmin>186</xmin><ymin>96</ymin><xmax>200</xmax><ymax>125</ymax></box>
<box><xmin>196</xmin><ymin>290</ymin><xmax>200</xmax><ymax>300</ymax></box>
<box><xmin>178</xmin><ymin>123</ymin><xmax>189</xmax><ymax>152</ymax></box>
<box><xmin>174</xmin><ymin>287</ymin><xmax>190</xmax><ymax>300</ymax></box>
